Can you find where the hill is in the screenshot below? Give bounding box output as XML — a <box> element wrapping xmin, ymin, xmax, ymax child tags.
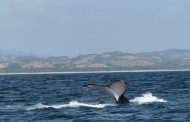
<box><xmin>0</xmin><ymin>49</ymin><xmax>190</xmax><ymax>73</ymax></box>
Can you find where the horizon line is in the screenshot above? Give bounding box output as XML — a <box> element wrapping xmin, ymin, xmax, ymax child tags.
<box><xmin>0</xmin><ymin>69</ymin><xmax>190</xmax><ymax>76</ymax></box>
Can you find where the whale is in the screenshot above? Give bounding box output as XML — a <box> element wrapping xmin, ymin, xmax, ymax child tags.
<box><xmin>83</xmin><ymin>80</ymin><xmax>129</xmax><ymax>104</ymax></box>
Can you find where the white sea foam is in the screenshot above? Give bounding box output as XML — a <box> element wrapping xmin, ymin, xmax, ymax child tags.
<box><xmin>130</xmin><ymin>92</ymin><xmax>167</xmax><ymax>104</ymax></box>
<box><xmin>26</xmin><ymin>92</ymin><xmax>166</xmax><ymax>110</ymax></box>
<box><xmin>26</xmin><ymin>101</ymin><xmax>115</xmax><ymax>110</ymax></box>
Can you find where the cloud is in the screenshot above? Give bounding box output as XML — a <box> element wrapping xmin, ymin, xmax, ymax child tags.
<box><xmin>0</xmin><ymin>0</ymin><xmax>190</xmax><ymax>56</ymax></box>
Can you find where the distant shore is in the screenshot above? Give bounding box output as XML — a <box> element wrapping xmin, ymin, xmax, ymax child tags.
<box><xmin>0</xmin><ymin>69</ymin><xmax>190</xmax><ymax>75</ymax></box>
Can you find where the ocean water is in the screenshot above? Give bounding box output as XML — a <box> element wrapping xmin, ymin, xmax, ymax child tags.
<box><xmin>0</xmin><ymin>71</ymin><xmax>190</xmax><ymax>122</ymax></box>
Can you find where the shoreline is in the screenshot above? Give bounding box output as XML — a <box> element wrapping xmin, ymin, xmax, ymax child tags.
<box><xmin>0</xmin><ymin>69</ymin><xmax>190</xmax><ymax>75</ymax></box>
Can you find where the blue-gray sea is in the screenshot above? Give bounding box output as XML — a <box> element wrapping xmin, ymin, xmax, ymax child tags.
<box><xmin>0</xmin><ymin>71</ymin><xmax>190</xmax><ymax>122</ymax></box>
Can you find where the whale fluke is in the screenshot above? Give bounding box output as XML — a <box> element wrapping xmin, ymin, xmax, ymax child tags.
<box><xmin>83</xmin><ymin>80</ymin><xmax>129</xmax><ymax>104</ymax></box>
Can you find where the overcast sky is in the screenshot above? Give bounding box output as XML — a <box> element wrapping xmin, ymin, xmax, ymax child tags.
<box><xmin>0</xmin><ymin>0</ymin><xmax>190</xmax><ymax>56</ymax></box>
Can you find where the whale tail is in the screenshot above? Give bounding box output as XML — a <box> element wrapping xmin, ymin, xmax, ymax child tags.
<box><xmin>83</xmin><ymin>80</ymin><xmax>129</xmax><ymax>104</ymax></box>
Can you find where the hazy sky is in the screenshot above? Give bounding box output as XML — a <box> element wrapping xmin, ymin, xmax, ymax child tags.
<box><xmin>0</xmin><ymin>0</ymin><xmax>190</xmax><ymax>56</ymax></box>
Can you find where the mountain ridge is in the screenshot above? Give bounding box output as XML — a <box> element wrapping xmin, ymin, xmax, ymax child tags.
<box><xmin>0</xmin><ymin>49</ymin><xmax>190</xmax><ymax>73</ymax></box>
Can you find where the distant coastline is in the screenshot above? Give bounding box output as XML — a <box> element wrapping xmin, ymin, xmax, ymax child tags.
<box><xmin>1</xmin><ymin>49</ymin><xmax>190</xmax><ymax>74</ymax></box>
<box><xmin>1</xmin><ymin>69</ymin><xmax>190</xmax><ymax>76</ymax></box>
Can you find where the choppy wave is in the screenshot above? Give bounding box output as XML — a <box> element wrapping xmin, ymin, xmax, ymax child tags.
<box><xmin>130</xmin><ymin>92</ymin><xmax>167</xmax><ymax>104</ymax></box>
<box><xmin>26</xmin><ymin>101</ymin><xmax>115</xmax><ymax>110</ymax></box>
<box><xmin>26</xmin><ymin>92</ymin><xmax>166</xmax><ymax>110</ymax></box>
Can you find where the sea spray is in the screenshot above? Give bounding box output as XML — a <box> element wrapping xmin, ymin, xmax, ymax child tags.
<box><xmin>130</xmin><ymin>92</ymin><xmax>167</xmax><ymax>104</ymax></box>
<box><xmin>26</xmin><ymin>101</ymin><xmax>115</xmax><ymax>110</ymax></box>
<box><xmin>26</xmin><ymin>92</ymin><xmax>167</xmax><ymax>110</ymax></box>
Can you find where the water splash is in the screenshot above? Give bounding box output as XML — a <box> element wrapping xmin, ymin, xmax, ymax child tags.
<box><xmin>130</xmin><ymin>92</ymin><xmax>167</xmax><ymax>104</ymax></box>
<box><xmin>26</xmin><ymin>101</ymin><xmax>115</xmax><ymax>110</ymax></box>
<box><xmin>23</xmin><ymin>92</ymin><xmax>167</xmax><ymax>110</ymax></box>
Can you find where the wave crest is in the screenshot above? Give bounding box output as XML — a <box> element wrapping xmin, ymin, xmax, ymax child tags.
<box><xmin>26</xmin><ymin>101</ymin><xmax>115</xmax><ymax>110</ymax></box>
<box><xmin>130</xmin><ymin>92</ymin><xmax>167</xmax><ymax>104</ymax></box>
<box><xmin>26</xmin><ymin>92</ymin><xmax>166</xmax><ymax>110</ymax></box>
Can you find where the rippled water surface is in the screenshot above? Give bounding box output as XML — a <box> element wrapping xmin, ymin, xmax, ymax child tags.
<box><xmin>0</xmin><ymin>71</ymin><xmax>190</xmax><ymax>121</ymax></box>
